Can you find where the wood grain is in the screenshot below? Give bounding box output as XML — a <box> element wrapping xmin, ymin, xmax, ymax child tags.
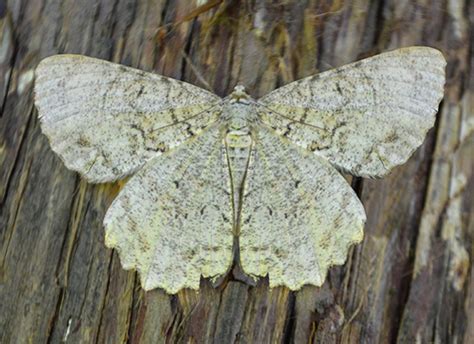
<box><xmin>0</xmin><ymin>0</ymin><xmax>472</xmax><ymax>342</ymax></box>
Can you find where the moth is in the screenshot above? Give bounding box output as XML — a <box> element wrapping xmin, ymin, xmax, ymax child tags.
<box><xmin>34</xmin><ymin>47</ymin><xmax>446</xmax><ymax>293</ymax></box>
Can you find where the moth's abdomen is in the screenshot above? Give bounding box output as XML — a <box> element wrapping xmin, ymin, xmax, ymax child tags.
<box><xmin>225</xmin><ymin>128</ymin><xmax>253</xmax><ymax>231</ymax></box>
<box><xmin>225</xmin><ymin>130</ymin><xmax>252</xmax><ymax>176</ymax></box>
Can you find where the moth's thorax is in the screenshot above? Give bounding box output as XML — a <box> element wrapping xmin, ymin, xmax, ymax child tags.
<box><xmin>222</xmin><ymin>100</ymin><xmax>257</xmax><ymax>149</ymax></box>
<box><xmin>223</xmin><ymin>85</ymin><xmax>258</xmax><ymax>132</ymax></box>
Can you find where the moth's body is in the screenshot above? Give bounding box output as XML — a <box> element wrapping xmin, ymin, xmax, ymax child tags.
<box><xmin>222</xmin><ymin>86</ymin><xmax>257</xmax><ymax>233</ymax></box>
<box><xmin>34</xmin><ymin>47</ymin><xmax>446</xmax><ymax>293</ymax></box>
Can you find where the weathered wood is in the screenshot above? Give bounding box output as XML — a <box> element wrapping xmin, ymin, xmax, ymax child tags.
<box><xmin>0</xmin><ymin>0</ymin><xmax>472</xmax><ymax>343</ymax></box>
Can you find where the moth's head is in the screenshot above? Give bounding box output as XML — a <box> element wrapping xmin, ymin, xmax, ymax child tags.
<box><xmin>230</xmin><ymin>85</ymin><xmax>251</xmax><ymax>103</ymax></box>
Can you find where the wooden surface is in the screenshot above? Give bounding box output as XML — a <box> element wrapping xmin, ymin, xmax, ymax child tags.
<box><xmin>0</xmin><ymin>0</ymin><xmax>473</xmax><ymax>342</ymax></box>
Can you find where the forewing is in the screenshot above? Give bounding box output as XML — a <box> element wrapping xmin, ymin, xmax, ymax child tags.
<box><xmin>258</xmin><ymin>47</ymin><xmax>446</xmax><ymax>177</ymax></box>
<box><xmin>34</xmin><ymin>54</ymin><xmax>222</xmax><ymax>183</ymax></box>
<box><xmin>239</xmin><ymin>126</ymin><xmax>366</xmax><ymax>290</ymax></box>
<box><xmin>103</xmin><ymin>125</ymin><xmax>233</xmax><ymax>293</ymax></box>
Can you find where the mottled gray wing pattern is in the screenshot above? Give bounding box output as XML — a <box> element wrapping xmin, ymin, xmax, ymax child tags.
<box><xmin>239</xmin><ymin>125</ymin><xmax>366</xmax><ymax>290</ymax></box>
<box><xmin>34</xmin><ymin>55</ymin><xmax>222</xmax><ymax>183</ymax></box>
<box><xmin>258</xmin><ymin>47</ymin><xmax>446</xmax><ymax>177</ymax></box>
<box><xmin>104</xmin><ymin>125</ymin><xmax>233</xmax><ymax>293</ymax></box>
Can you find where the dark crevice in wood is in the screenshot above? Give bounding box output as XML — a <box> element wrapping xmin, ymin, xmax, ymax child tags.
<box><xmin>313</xmin><ymin>2</ymin><xmax>325</xmax><ymax>74</ymax></box>
<box><xmin>372</xmin><ymin>0</ymin><xmax>386</xmax><ymax>48</ymax></box>
<box><xmin>0</xmin><ymin>56</ymin><xmax>31</xmax><ymax>204</ymax></box>
<box><xmin>55</xmin><ymin>181</ymin><xmax>89</xmax><ymax>290</ymax></box>
<box><xmin>341</xmin><ymin>246</ymin><xmax>362</xmax><ymax>312</ymax></box>
<box><xmin>175</xmin><ymin>299</ymin><xmax>203</xmax><ymax>342</ymax></box>
<box><xmin>209</xmin><ymin>286</ymin><xmax>226</xmax><ymax>340</ymax></box>
<box><xmin>74</xmin><ymin>197</ymin><xmax>95</xmax><ymax>315</ymax></box>
<box><xmin>351</xmin><ymin>177</ymin><xmax>364</xmax><ymax>198</ymax></box>
<box><xmin>0</xmin><ymin>103</ymin><xmax>33</xmax><ymax>206</ymax></box>
<box><xmin>433</xmin><ymin>250</ymin><xmax>450</xmax><ymax>342</ymax></box>
<box><xmin>180</xmin><ymin>17</ymin><xmax>197</xmax><ymax>82</ymax></box>
<box><xmin>164</xmin><ymin>295</ymin><xmax>181</xmax><ymax>342</ymax></box>
<box><xmin>0</xmin><ymin>1</ymin><xmax>5</xmax><ymax>17</ymax></box>
<box><xmin>12</xmin><ymin>0</ymin><xmax>28</xmax><ymax>29</ymax></box>
<box><xmin>158</xmin><ymin>0</ymin><xmax>174</xmax><ymax>46</ymax></box>
<box><xmin>0</xmin><ymin>15</ymin><xmax>16</xmax><ymax>119</ymax></box>
<box><xmin>125</xmin><ymin>273</ymin><xmax>138</xmax><ymax>343</ymax></box>
<box><xmin>107</xmin><ymin>0</ymin><xmax>121</xmax><ymax>52</ymax></box>
<box><xmin>46</xmin><ymin>287</ymin><xmax>65</xmax><ymax>344</ymax></box>
<box><xmin>53</xmin><ymin>175</ymin><xmax>80</xmax><ymax>285</ymax></box>
<box><xmin>225</xmin><ymin>31</ymin><xmax>238</xmax><ymax>94</ymax></box>
<box><xmin>0</xmin><ymin>137</ymin><xmax>32</xmax><ymax>266</ymax></box>
<box><xmin>94</xmin><ymin>251</ymin><xmax>115</xmax><ymax>344</ymax></box>
<box><xmin>171</xmin><ymin>300</ymin><xmax>188</xmax><ymax>341</ymax></box>
<box><xmin>282</xmin><ymin>291</ymin><xmax>296</xmax><ymax>344</ymax></box>
<box><xmin>160</xmin><ymin>0</ymin><xmax>173</xmax><ymax>26</ymax></box>
<box><xmin>470</xmin><ymin>0</ymin><xmax>474</xmax><ymax>63</ymax></box>
<box><xmin>129</xmin><ymin>292</ymin><xmax>148</xmax><ymax>343</ymax></box>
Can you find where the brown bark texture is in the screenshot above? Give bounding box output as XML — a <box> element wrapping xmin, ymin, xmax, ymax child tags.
<box><xmin>0</xmin><ymin>0</ymin><xmax>473</xmax><ymax>343</ymax></box>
